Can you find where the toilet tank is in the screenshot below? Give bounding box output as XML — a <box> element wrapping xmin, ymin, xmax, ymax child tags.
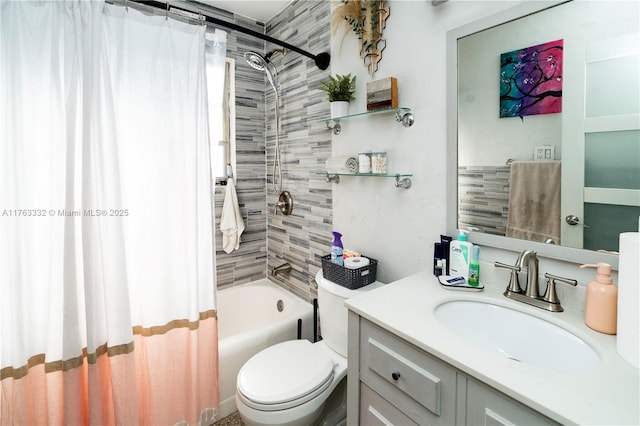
<box><xmin>315</xmin><ymin>270</ymin><xmax>382</xmax><ymax>357</ymax></box>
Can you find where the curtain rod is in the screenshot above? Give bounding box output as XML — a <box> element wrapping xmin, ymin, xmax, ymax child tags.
<box><xmin>127</xmin><ymin>0</ymin><xmax>331</xmax><ymax>70</ymax></box>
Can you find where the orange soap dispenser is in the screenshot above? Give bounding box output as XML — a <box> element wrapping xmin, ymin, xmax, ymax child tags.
<box><xmin>580</xmin><ymin>263</ymin><xmax>618</xmax><ymax>334</ymax></box>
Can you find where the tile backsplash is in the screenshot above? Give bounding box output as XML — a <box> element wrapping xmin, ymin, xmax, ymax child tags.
<box><xmin>265</xmin><ymin>0</ymin><xmax>332</xmax><ymax>302</ymax></box>
<box><xmin>458</xmin><ymin>166</ymin><xmax>510</xmax><ymax>237</ymax></box>
<box><xmin>212</xmin><ymin>0</ymin><xmax>332</xmax><ymax>301</ymax></box>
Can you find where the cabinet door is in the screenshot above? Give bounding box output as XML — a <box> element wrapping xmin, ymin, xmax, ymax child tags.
<box><xmin>465</xmin><ymin>379</ymin><xmax>559</xmax><ymax>426</ymax></box>
<box><xmin>360</xmin><ymin>384</ymin><xmax>419</xmax><ymax>426</ymax></box>
<box><xmin>360</xmin><ymin>319</ymin><xmax>457</xmax><ymax>425</ymax></box>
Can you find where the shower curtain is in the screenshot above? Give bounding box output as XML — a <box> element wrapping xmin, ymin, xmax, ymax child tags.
<box><xmin>0</xmin><ymin>1</ymin><xmax>224</xmax><ymax>424</ymax></box>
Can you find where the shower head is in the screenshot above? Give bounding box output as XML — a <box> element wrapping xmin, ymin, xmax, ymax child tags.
<box><xmin>244</xmin><ymin>50</ymin><xmax>282</xmax><ymax>93</ymax></box>
<box><xmin>244</xmin><ymin>48</ymin><xmax>287</xmax><ymax>71</ymax></box>
<box><xmin>244</xmin><ymin>51</ymin><xmax>269</xmax><ymax>71</ymax></box>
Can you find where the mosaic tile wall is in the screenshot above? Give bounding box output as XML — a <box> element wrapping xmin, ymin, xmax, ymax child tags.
<box><xmin>207</xmin><ymin>1</ymin><xmax>333</xmax><ymax>299</ymax></box>
<box><xmin>265</xmin><ymin>1</ymin><xmax>333</xmax><ymax>302</ymax></box>
<box><xmin>457</xmin><ymin>166</ymin><xmax>510</xmax><ymax>236</ymax></box>
<box><xmin>205</xmin><ymin>6</ymin><xmax>269</xmax><ymax>289</ymax></box>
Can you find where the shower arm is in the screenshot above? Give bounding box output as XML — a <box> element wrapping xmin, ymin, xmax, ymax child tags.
<box><xmin>126</xmin><ymin>0</ymin><xmax>331</xmax><ymax>70</ymax></box>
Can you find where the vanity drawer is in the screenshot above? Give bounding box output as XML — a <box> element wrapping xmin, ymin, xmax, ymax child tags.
<box><xmin>465</xmin><ymin>378</ymin><xmax>559</xmax><ymax>426</ymax></box>
<box><xmin>360</xmin><ymin>383</ymin><xmax>419</xmax><ymax>426</ymax></box>
<box><xmin>359</xmin><ymin>319</ymin><xmax>457</xmax><ymax>425</ymax></box>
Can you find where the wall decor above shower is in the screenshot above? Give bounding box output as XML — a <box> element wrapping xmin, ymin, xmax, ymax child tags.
<box><xmin>331</xmin><ymin>0</ymin><xmax>390</xmax><ymax>77</ymax></box>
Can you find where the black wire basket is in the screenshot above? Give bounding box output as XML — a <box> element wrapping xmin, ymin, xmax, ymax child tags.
<box><xmin>321</xmin><ymin>254</ymin><xmax>378</xmax><ymax>289</ymax></box>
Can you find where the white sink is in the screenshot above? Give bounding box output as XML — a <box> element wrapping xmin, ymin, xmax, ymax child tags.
<box><xmin>434</xmin><ymin>301</ymin><xmax>600</xmax><ymax>371</ymax></box>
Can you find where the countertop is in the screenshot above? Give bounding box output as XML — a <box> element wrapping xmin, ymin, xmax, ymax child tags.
<box><xmin>344</xmin><ymin>268</ymin><xmax>640</xmax><ymax>425</ymax></box>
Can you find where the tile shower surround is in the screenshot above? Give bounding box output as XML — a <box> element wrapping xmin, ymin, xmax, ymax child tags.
<box><xmin>457</xmin><ymin>166</ymin><xmax>510</xmax><ymax>236</ymax></box>
<box><xmin>209</xmin><ymin>1</ymin><xmax>332</xmax><ymax>302</ymax></box>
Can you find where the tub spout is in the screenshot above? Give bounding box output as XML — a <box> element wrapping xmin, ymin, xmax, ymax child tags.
<box><xmin>272</xmin><ymin>262</ymin><xmax>292</xmax><ymax>277</ymax></box>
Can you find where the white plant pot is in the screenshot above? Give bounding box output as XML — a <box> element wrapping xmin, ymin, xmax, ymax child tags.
<box><xmin>330</xmin><ymin>101</ymin><xmax>350</xmax><ymax>119</ymax></box>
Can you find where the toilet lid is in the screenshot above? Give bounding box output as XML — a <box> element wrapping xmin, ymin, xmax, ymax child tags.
<box><xmin>237</xmin><ymin>340</ymin><xmax>335</xmax><ymax>407</ymax></box>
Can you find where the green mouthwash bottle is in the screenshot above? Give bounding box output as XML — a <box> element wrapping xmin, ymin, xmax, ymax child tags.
<box><xmin>468</xmin><ymin>245</ymin><xmax>480</xmax><ymax>287</ymax></box>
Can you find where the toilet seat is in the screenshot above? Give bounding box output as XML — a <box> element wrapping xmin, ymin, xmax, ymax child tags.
<box><xmin>236</xmin><ymin>340</ymin><xmax>335</xmax><ymax>411</ymax></box>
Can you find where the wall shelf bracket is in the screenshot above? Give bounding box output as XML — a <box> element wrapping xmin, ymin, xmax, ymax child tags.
<box><xmin>395</xmin><ymin>174</ymin><xmax>412</xmax><ymax>189</ymax></box>
<box><xmin>395</xmin><ymin>110</ymin><xmax>415</xmax><ymax>127</ymax></box>
<box><xmin>326</xmin><ymin>174</ymin><xmax>341</xmax><ymax>183</ymax></box>
<box><xmin>326</xmin><ymin>120</ymin><xmax>342</xmax><ymax>135</ymax></box>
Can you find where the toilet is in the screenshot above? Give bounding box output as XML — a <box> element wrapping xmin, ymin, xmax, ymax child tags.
<box><xmin>235</xmin><ymin>270</ymin><xmax>382</xmax><ymax>426</ymax></box>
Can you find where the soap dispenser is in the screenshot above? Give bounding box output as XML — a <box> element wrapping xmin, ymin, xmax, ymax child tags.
<box><xmin>449</xmin><ymin>230</ymin><xmax>473</xmax><ymax>279</ymax></box>
<box><xmin>580</xmin><ymin>263</ymin><xmax>618</xmax><ymax>334</ymax></box>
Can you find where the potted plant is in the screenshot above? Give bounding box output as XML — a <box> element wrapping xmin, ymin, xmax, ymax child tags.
<box><xmin>319</xmin><ymin>73</ymin><xmax>357</xmax><ymax>118</ymax></box>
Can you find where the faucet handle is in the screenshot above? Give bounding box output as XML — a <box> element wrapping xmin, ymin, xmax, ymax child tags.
<box><xmin>495</xmin><ymin>261</ymin><xmax>522</xmax><ymax>294</ymax></box>
<box><xmin>542</xmin><ymin>273</ymin><xmax>578</xmax><ymax>308</ymax></box>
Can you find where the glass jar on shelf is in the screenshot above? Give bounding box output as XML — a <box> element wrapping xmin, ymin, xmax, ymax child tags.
<box><xmin>358</xmin><ymin>151</ymin><xmax>372</xmax><ymax>173</ymax></box>
<box><xmin>371</xmin><ymin>151</ymin><xmax>388</xmax><ymax>174</ymax></box>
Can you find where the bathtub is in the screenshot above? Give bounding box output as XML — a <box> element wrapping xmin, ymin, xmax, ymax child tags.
<box><xmin>217</xmin><ymin>279</ymin><xmax>314</xmax><ymax>420</ymax></box>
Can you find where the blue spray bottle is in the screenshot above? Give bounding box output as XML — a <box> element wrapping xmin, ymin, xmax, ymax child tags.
<box><xmin>331</xmin><ymin>231</ymin><xmax>344</xmax><ymax>266</ymax></box>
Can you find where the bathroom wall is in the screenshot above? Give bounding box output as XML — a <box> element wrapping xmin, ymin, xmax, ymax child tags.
<box><xmin>215</xmin><ymin>0</ymin><xmax>530</xmax><ymax>290</ymax></box>
<box><xmin>264</xmin><ymin>1</ymin><xmax>332</xmax><ymax>302</ymax></box>
<box><xmin>209</xmin><ymin>1</ymin><xmax>331</xmax><ymax>298</ymax></box>
<box><xmin>209</xmin><ymin>8</ymin><xmax>269</xmax><ymax>289</ymax></box>
<box><xmin>213</xmin><ymin>0</ymin><xmax>614</xmax><ymax>292</ymax></box>
<box><xmin>330</xmin><ymin>0</ymin><xmax>626</xmax><ymax>286</ymax></box>
<box><xmin>329</xmin><ymin>1</ymin><xmax>521</xmax><ymax>283</ymax></box>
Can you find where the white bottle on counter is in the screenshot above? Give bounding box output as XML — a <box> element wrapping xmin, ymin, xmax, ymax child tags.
<box><xmin>449</xmin><ymin>230</ymin><xmax>473</xmax><ymax>279</ymax></box>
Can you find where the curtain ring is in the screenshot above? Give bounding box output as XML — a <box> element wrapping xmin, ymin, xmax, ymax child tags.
<box><xmin>166</xmin><ymin>1</ymin><xmax>169</xmax><ymax>20</ymax></box>
<box><xmin>125</xmin><ymin>0</ymin><xmax>128</xmax><ymax>12</ymax></box>
<box><xmin>198</xmin><ymin>12</ymin><xmax>204</xmax><ymax>26</ymax></box>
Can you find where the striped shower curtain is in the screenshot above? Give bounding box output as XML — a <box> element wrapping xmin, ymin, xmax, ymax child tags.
<box><xmin>0</xmin><ymin>1</ymin><xmax>222</xmax><ymax>424</ymax></box>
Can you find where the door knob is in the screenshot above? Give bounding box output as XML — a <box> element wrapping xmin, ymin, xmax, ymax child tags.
<box><xmin>565</xmin><ymin>215</ymin><xmax>590</xmax><ymax>227</ymax></box>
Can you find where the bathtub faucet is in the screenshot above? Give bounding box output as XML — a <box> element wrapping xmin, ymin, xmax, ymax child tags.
<box><xmin>272</xmin><ymin>262</ymin><xmax>292</xmax><ymax>277</ymax></box>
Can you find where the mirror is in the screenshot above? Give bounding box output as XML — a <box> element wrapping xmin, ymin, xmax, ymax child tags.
<box><xmin>447</xmin><ymin>0</ymin><xmax>639</xmax><ymax>265</ymax></box>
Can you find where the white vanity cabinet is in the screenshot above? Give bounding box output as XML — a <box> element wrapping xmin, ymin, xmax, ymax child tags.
<box><xmin>357</xmin><ymin>317</ymin><xmax>457</xmax><ymax>425</ymax></box>
<box><xmin>348</xmin><ymin>313</ymin><xmax>559</xmax><ymax>426</ymax></box>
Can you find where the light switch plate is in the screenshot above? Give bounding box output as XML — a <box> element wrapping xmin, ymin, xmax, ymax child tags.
<box><xmin>534</xmin><ymin>145</ymin><xmax>555</xmax><ymax>160</ymax></box>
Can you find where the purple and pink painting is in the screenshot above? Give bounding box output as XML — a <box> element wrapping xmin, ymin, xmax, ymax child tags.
<box><xmin>500</xmin><ymin>39</ymin><xmax>564</xmax><ymax>118</ymax></box>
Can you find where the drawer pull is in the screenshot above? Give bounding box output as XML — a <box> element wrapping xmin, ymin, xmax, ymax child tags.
<box><xmin>391</xmin><ymin>371</ymin><xmax>401</xmax><ymax>381</ymax></box>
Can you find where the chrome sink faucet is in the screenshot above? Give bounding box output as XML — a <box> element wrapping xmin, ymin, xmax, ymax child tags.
<box><xmin>495</xmin><ymin>251</ymin><xmax>577</xmax><ymax>312</ymax></box>
<box><xmin>517</xmin><ymin>250</ymin><xmax>539</xmax><ymax>298</ymax></box>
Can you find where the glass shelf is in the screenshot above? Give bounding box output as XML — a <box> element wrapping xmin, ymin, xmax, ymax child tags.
<box><xmin>319</xmin><ymin>171</ymin><xmax>413</xmax><ymax>189</ymax></box>
<box><xmin>325</xmin><ymin>172</ymin><xmax>412</xmax><ymax>178</ymax></box>
<box><xmin>322</xmin><ymin>107</ymin><xmax>411</xmax><ymax>122</ymax></box>
<box><xmin>322</xmin><ymin>107</ymin><xmax>415</xmax><ymax>134</ymax></box>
